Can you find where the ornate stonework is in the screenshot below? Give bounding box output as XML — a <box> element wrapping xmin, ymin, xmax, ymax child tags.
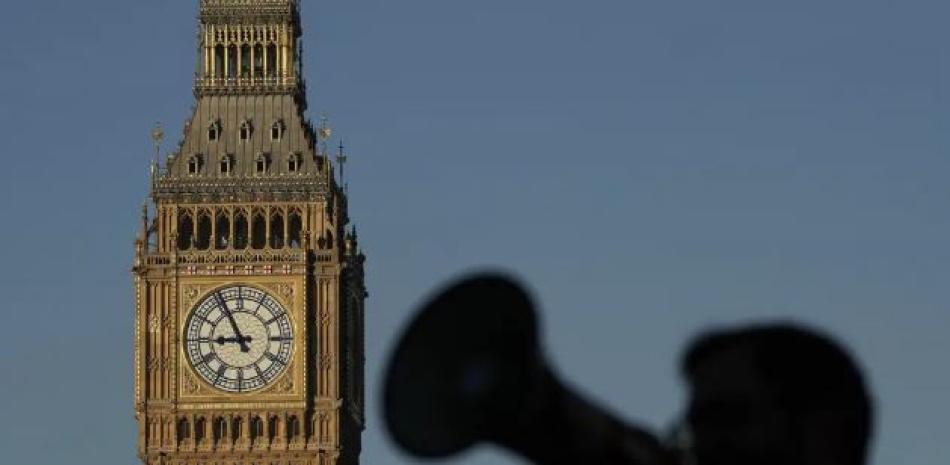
<box><xmin>133</xmin><ymin>2</ymin><xmax>367</xmax><ymax>465</ymax></box>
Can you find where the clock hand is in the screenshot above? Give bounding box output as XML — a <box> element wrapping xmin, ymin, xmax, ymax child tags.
<box><xmin>215</xmin><ymin>335</ymin><xmax>254</xmax><ymax>346</ymax></box>
<box><xmin>215</xmin><ymin>292</ymin><xmax>251</xmax><ymax>353</ymax></box>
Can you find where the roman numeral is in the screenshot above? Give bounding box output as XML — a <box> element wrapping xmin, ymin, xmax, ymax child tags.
<box><xmin>270</xmin><ymin>336</ymin><xmax>292</xmax><ymax>342</ymax></box>
<box><xmin>214</xmin><ymin>364</ymin><xmax>227</xmax><ymax>384</ymax></box>
<box><xmin>265</xmin><ymin>352</ymin><xmax>285</xmax><ymax>364</ymax></box>
<box><xmin>253</xmin><ymin>295</ymin><xmax>267</xmax><ymax>315</ymax></box>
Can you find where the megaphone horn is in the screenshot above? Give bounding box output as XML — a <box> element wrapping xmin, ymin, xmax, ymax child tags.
<box><xmin>383</xmin><ymin>273</ymin><xmax>674</xmax><ymax>465</ymax></box>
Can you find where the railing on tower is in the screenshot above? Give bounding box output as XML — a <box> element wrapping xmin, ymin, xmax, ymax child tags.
<box><xmin>194</xmin><ymin>75</ymin><xmax>303</xmax><ymax>95</ymax></box>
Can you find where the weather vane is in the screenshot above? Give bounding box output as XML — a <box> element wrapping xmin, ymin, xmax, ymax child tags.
<box><xmin>318</xmin><ymin>114</ymin><xmax>332</xmax><ymax>155</ymax></box>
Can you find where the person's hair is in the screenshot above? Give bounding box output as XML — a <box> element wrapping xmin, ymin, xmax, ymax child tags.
<box><xmin>682</xmin><ymin>323</ymin><xmax>873</xmax><ymax>465</ymax></box>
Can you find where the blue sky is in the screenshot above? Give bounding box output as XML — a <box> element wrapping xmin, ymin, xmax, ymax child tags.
<box><xmin>0</xmin><ymin>1</ymin><xmax>947</xmax><ymax>464</ymax></box>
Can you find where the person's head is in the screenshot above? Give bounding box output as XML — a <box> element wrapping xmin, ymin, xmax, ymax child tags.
<box><xmin>680</xmin><ymin>323</ymin><xmax>873</xmax><ymax>465</ymax></box>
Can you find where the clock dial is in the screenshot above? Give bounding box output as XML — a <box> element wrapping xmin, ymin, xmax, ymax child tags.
<box><xmin>184</xmin><ymin>285</ymin><xmax>294</xmax><ymax>393</ymax></box>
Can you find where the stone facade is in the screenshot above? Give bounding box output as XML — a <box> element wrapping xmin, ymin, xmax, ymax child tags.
<box><xmin>133</xmin><ymin>2</ymin><xmax>366</xmax><ymax>465</ymax></box>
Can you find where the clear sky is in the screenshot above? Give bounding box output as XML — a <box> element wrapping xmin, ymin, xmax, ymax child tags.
<box><xmin>0</xmin><ymin>1</ymin><xmax>947</xmax><ymax>464</ymax></box>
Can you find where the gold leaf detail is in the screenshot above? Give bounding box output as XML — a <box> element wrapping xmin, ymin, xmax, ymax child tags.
<box><xmin>183</xmin><ymin>371</ymin><xmax>200</xmax><ymax>394</ymax></box>
<box><xmin>184</xmin><ymin>286</ymin><xmax>200</xmax><ymax>304</ymax></box>
<box><xmin>277</xmin><ymin>283</ymin><xmax>294</xmax><ymax>299</ymax></box>
<box><xmin>279</xmin><ymin>375</ymin><xmax>294</xmax><ymax>392</ymax></box>
<box><xmin>148</xmin><ymin>314</ymin><xmax>161</xmax><ymax>333</ymax></box>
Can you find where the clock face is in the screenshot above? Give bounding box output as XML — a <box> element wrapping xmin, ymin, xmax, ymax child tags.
<box><xmin>184</xmin><ymin>285</ymin><xmax>294</xmax><ymax>393</ymax></box>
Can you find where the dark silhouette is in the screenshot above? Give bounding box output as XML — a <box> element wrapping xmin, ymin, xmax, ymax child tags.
<box><xmin>383</xmin><ymin>273</ymin><xmax>874</xmax><ymax>465</ymax></box>
<box><xmin>679</xmin><ymin>325</ymin><xmax>873</xmax><ymax>465</ymax></box>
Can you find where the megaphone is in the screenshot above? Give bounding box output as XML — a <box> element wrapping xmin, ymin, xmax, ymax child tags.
<box><xmin>383</xmin><ymin>273</ymin><xmax>675</xmax><ymax>465</ymax></box>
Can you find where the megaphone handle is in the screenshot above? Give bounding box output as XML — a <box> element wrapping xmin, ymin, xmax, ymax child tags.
<box><xmin>496</xmin><ymin>369</ymin><xmax>674</xmax><ymax>465</ymax></box>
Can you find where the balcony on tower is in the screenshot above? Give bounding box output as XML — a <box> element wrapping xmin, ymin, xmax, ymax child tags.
<box><xmin>195</xmin><ymin>0</ymin><xmax>304</xmax><ymax>96</ymax></box>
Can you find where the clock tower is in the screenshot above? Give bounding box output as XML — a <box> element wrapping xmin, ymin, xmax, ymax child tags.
<box><xmin>132</xmin><ymin>2</ymin><xmax>367</xmax><ymax>465</ymax></box>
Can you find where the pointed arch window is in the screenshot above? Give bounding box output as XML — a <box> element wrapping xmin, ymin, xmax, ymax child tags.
<box><xmin>177</xmin><ymin>418</ymin><xmax>191</xmax><ymax>441</ymax></box>
<box><xmin>287</xmin><ymin>152</ymin><xmax>301</xmax><ymax>173</ymax></box>
<box><xmin>219</xmin><ymin>154</ymin><xmax>234</xmax><ymax>175</ymax></box>
<box><xmin>271</xmin><ymin>120</ymin><xmax>285</xmax><ymax>141</ymax></box>
<box><xmin>250</xmin><ymin>416</ymin><xmax>264</xmax><ymax>442</ymax></box>
<box><xmin>231</xmin><ymin>417</ymin><xmax>243</xmax><ymax>443</ymax></box>
<box><xmin>208</xmin><ymin>121</ymin><xmax>221</xmax><ymax>141</ymax></box>
<box><xmin>288</xmin><ymin>210</ymin><xmax>303</xmax><ymax>249</ymax></box>
<box><xmin>270</xmin><ymin>210</ymin><xmax>285</xmax><ymax>249</ymax></box>
<box><xmin>194</xmin><ymin>417</ymin><xmax>206</xmax><ymax>444</ymax></box>
<box><xmin>240</xmin><ymin>120</ymin><xmax>252</xmax><ymax>141</ymax></box>
<box><xmin>213</xmin><ymin>417</ymin><xmax>227</xmax><ymax>444</ymax></box>
<box><xmin>267</xmin><ymin>43</ymin><xmax>278</xmax><ymax>77</ymax></box>
<box><xmin>187</xmin><ymin>154</ymin><xmax>202</xmax><ymax>175</ymax></box>
<box><xmin>177</xmin><ymin>212</ymin><xmax>194</xmax><ymax>251</ymax></box>
<box><xmin>255</xmin><ymin>153</ymin><xmax>270</xmax><ymax>174</ymax></box>
<box><xmin>287</xmin><ymin>416</ymin><xmax>300</xmax><ymax>442</ymax></box>
<box><xmin>268</xmin><ymin>416</ymin><xmax>278</xmax><ymax>443</ymax></box>
<box><xmin>251</xmin><ymin>212</ymin><xmax>267</xmax><ymax>249</ymax></box>
<box><xmin>215</xmin><ymin>212</ymin><xmax>230</xmax><ymax>250</ymax></box>
<box><xmin>227</xmin><ymin>44</ymin><xmax>238</xmax><ymax>78</ymax></box>
<box><xmin>240</xmin><ymin>44</ymin><xmax>251</xmax><ymax>78</ymax></box>
<box><xmin>254</xmin><ymin>44</ymin><xmax>264</xmax><ymax>77</ymax></box>
<box><xmin>195</xmin><ymin>211</ymin><xmax>212</xmax><ymax>250</ymax></box>
<box><xmin>214</xmin><ymin>45</ymin><xmax>225</xmax><ymax>79</ymax></box>
<box><xmin>234</xmin><ymin>211</ymin><xmax>249</xmax><ymax>250</ymax></box>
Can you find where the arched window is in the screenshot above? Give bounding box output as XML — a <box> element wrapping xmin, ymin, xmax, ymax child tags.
<box><xmin>255</xmin><ymin>153</ymin><xmax>269</xmax><ymax>174</ymax></box>
<box><xmin>287</xmin><ymin>153</ymin><xmax>301</xmax><ymax>173</ymax></box>
<box><xmin>234</xmin><ymin>211</ymin><xmax>249</xmax><ymax>250</ymax></box>
<box><xmin>240</xmin><ymin>120</ymin><xmax>252</xmax><ymax>141</ymax></box>
<box><xmin>240</xmin><ymin>44</ymin><xmax>251</xmax><ymax>78</ymax></box>
<box><xmin>215</xmin><ymin>212</ymin><xmax>230</xmax><ymax>250</ymax></box>
<box><xmin>213</xmin><ymin>417</ymin><xmax>227</xmax><ymax>444</ymax></box>
<box><xmin>267</xmin><ymin>43</ymin><xmax>278</xmax><ymax>77</ymax></box>
<box><xmin>187</xmin><ymin>154</ymin><xmax>202</xmax><ymax>175</ymax></box>
<box><xmin>194</xmin><ymin>417</ymin><xmax>206</xmax><ymax>444</ymax></box>
<box><xmin>254</xmin><ymin>44</ymin><xmax>264</xmax><ymax>77</ymax></box>
<box><xmin>227</xmin><ymin>44</ymin><xmax>238</xmax><ymax>78</ymax></box>
<box><xmin>208</xmin><ymin>121</ymin><xmax>220</xmax><ymax>141</ymax></box>
<box><xmin>250</xmin><ymin>416</ymin><xmax>264</xmax><ymax>442</ymax></box>
<box><xmin>214</xmin><ymin>45</ymin><xmax>225</xmax><ymax>78</ymax></box>
<box><xmin>219</xmin><ymin>154</ymin><xmax>233</xmax><ymax>175</ymax></box>
<box><xmin>270</xmin><ymin>210</ymin><xmax>285</xmax><ymax>249</ymax></box>
<box><xmin>195</xmin><ymin>212</ymin><xmax>212</xmax><ymax>250</ymax></box>
<box><xmin>251</xmin><ymin>212</ymin><xmax>266</xmax><ymax>249</ymax></box>
<box><xmin>271</xmin><ymin>120</ymin><xmax>284</xmax><ymax>141</ymax></box>
<box><xmin>268</xmin><ymin>416</ymin><xmax>278</xmax><ymax>443</ymax></box>
<box><xmin>287</xmin><ymin>416</ymin><xmax>300</xmax><ymax>442</ymax></box>
<box><xmin>177</xmin><ymin>418</ymin><xmax>190</xmax><ymax>441</ymax></box>
<box><xmin>177</xmin><ymin>213</ymin><xmax>194</xmax><ymax>250</ymax></box>
<box><xmin>288</xmin><ymin>211</ymin><xmax>303</xmax><ymax>249</ymax></box>
<box><xmin>231</xmin><ymin>417</ymin><xmax>243</xmax><ymax>442</ymax></box>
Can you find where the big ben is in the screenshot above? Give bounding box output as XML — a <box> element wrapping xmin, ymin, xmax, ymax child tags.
<box><xmin>132</xmin><ymin>1</ymin><xmax>367</xmax><ymax>465</ymax></box>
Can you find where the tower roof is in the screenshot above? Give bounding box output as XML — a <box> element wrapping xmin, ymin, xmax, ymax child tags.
<box><xmin>200</xmin><ymin>0</ymin><xmax>299</xmax><ymax>23</ymax></box>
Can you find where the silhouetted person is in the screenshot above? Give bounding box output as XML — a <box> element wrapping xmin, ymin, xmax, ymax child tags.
<box><xmin>384</xmin><ymin>274</ymin><xmax>875</xmax><ymax>465</ymax></box>
<box><xmin>680</xmin><ymin>324</ymin><xmax>873</xmax><ymax>465</ymax></box>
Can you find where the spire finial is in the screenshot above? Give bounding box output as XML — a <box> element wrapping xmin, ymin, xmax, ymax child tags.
<box><xmin>318</xmin><ymin>114</ymin><xmax>332</xmax><ymax>185</ymax></box>
<box><xmin>150</xmin><ymin>122</ymin><xmax>164</xmax><ymax>177</ymax></box>
<box><xmin>336</xmin><ymin>139</ymin><xmax>348</xmax><ymax>190</ymax></box>
<box><xmin>139</xmin><ymin>200</ymin><xmax>149</xmax><ymax>243</ymax></box>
